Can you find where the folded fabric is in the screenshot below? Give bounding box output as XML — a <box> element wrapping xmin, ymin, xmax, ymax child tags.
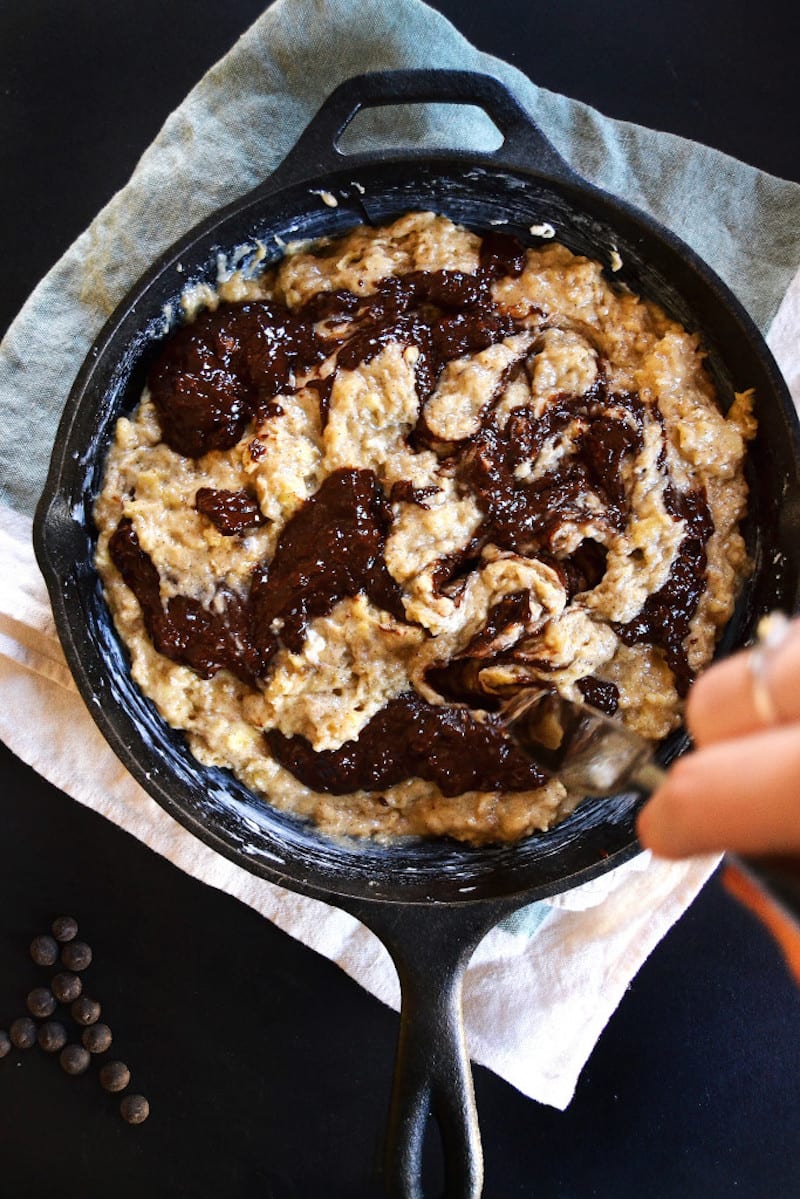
<box><xmin>1</xmin><ymin>0</ymin><xmax>799</xmax><ymax>1110</ymax></box>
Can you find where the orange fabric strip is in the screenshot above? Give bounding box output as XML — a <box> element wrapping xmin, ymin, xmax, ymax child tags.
<box><xmin>722</xmin><ymin>862</ymin><xmax>800</xmax><ymax>986</ymax></box>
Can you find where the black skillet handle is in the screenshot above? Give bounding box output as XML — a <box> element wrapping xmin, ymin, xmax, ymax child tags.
<box><xmin>342</xmin><ymin>898</ymin><xmax>518</xmax><ymax>1199</ymax></box>
<box><xmin>266</xmin><ymin>68</ymin><xmax>578</xmax><ymax>190</ymax></box>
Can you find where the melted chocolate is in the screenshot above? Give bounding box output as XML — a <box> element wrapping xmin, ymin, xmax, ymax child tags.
<box><xmin>401</xmin><ymin>268</ymin><xmax>492</xmax><ymax>310</ymax></box>
<box><xmin>332</xmin><ymin>269</ymin><xmax>517</xmax><ymax>404</ymax></box>
<box><xmin>195</xmin><ymin>488</ymin><xmax>267</xmax><ymax>535</ymax></box>
<box><xmin>478</xmin><ymin>231</ymin><xmax>527</xmax><ymax>279</ymax></box>
<box><xmin>429</xmin><ymin>539</ymin><xmax>484</xmax><ymax>600</ymax></box>
<box><xmin>424</xmin><ymin>591</ymin><xmax>532</xmax><ymax>708</ymax></box>
<box><xmin>461</xmin><ymin>389</ymin><xmax>644</xmax><ymax>558</ymax></box>
<box><xmin>249</xmin><ymin>467</ymin><xmax>406</xmax><ymax>656</ymax></box>
<box><xmin>110</xmin><ymin>468</ymin><xmax>406</xmax><ymax>683</ymax></box>
<box><xmin>300</xmin><ymin>288</ymin><xmax>361</xmax><ymax>322</ymax></box>
<box><xmin>108</xmin><ymin>518</ymin><xmax>263</xmax><ymax>684</ymax></box>
<box><xmin>115</xmin><ymin>226</ymin><xmax>720</xmax><ymax>800</ymax></box>
<box><xmin>148</xmin><ymin>301</ymin><xmax>324</xmax><ymax>458</ymax></box>
<box><xmin>150</xmin><ymin>263</ymin><xmax>527</xmax><ymax>463</ymax></box>
<box><xmin>459</xmin><ymin>591</ymin><xmax>531</xmax><ymax>660</ymax></box>
<box><xmin>576</xmin><ymin>676</ymin><xmax>619</xmax><ymax>714</ymax></box>
<box><xmin>561</xmin><ymin>539</ymin><xmax>609</xmax><ymax>598</ymax></box>
<box><xmin>389</xmin><ymin>481</ymin><xmax>441</xmax><ymax>508</ymax></box>
<box><xmin>613</xmin><ymin>486</ymin><xmax>714</xmax><ymax>695</ymax></box>
<box><xmin>306</xmin><ymin>376</ymin><xmax>335</xmax><ymax>429</ymax></box>
<box><xmin>266</xmin><ymin>690</ymin><xmax>546</xmax><ymax>796</ymax></box>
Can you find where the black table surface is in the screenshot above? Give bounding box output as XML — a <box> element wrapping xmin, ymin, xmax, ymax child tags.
<box><xmin>2</xmin><ymin>2</ymin><xmax>799</xmax><ymax>1196</ymax></box>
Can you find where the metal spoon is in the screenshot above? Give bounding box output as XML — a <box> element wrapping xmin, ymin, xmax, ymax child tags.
<box><xmin>497</xmin><ymin>687</ymin><xmax>667</xmax><ymax>797</ymax></box>
<box><xmin>497</xmin><ymin>611</ymin><xmax>791</xmax><ymax>798</ymax></box>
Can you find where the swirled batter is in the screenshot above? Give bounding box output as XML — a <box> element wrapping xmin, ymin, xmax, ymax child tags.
<box><xmin>94</xmin><ymin>212</ymin><xmax>755</xmax><ymax>843</ymax></box>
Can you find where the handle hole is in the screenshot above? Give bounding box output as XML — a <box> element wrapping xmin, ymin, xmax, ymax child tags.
<box><xmin>420</xmin><ymin>1107</ymin><xmax>446</xmax><ymax>1197</ymax></box>
<box><xmin>335</xmin><ymin>103</ymin><xmax>504</xmax><ymax>157</ymax></box>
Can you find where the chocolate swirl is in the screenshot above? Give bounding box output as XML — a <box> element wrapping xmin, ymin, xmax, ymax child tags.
<box><xmin>109</xmin><ymin>226</ymin><xmax>716</xmax><ymax>797</ymax></box>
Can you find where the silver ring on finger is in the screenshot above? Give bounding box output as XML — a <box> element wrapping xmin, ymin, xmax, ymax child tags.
<box><xmin>748</xmin><ymin>611</ymin><xmax>791</xmax><ymax>726</ymax></box>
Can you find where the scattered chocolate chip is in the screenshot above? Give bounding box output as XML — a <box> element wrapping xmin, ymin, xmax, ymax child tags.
<box><xmin>38</xmin><ymin>1021</ymin><xmax>68</xmax><ymax>1054</ymax></box>
<box><xmin>71</xmin><ymin>995</ymin><xmax>101</xmax><ymax>1026</ymax></box>
<box><xmin>60</xmin><ymin>941</ymin><xmax>92</xmax><ymax>972</ymax></box>
<box><xmin>51</xmin><ymin>972</ymin><xmax>82</xmax><ymax>1004</ymax></box>
<box><xmin>9</xmin><ymin>922</ymin><xmax>148</xmax><ymax>1119</ymax></box>
<box><xmin>60</xmin><ymin>1044</ymin><xmax>91</xmax><ymax>1076</ymax></box>
<box><xmin>99</xmin><ymin>1060</ymin><xmax>131</xmax><ymax>1093</ymax></box>
<box><xmin>120</xmin><ymin>1094</ymin><xmax>150</xmax><ymax>1125</ymax></box>
<box><xmin>52</xmin><ymin>916</ymin><xmax>79</xmax><ymax>943</ymax></box>
<box><xmin>26</xmin><ymin>986</ymin><xmax>56</xmax><ymax>1019</ymax></box>
<box><xmin>10</xmin><ymin>1017</ymin><xmax>37</xmax><ymax>1050</ymax></box>
<box><xmin>82</xmin><ymin>1023</ymin><xmax>112</xmax><ymax>1055</ymax></box>
<box><xmin>30</xmin><ymin>934</ymin><xmax>59</xmax><ymax>967</ymax></box>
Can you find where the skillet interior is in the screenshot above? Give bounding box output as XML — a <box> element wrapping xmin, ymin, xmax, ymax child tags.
<box><xmin>35</xmin><ymin>156</ymin><xmax>800</xmax><ymax>906</ymax></box>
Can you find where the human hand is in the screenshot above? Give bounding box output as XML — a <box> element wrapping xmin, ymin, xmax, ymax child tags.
<box><xmin>636</xmin><ymin>614</ymin><xmax>800</xmax><ymax>859</ymax></box>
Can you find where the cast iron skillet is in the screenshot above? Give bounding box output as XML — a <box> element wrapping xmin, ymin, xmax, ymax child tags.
<box><xmin>34</xmin><ymin>70</ymin><xmax>800</xmax><ymax>1197</ymax></box>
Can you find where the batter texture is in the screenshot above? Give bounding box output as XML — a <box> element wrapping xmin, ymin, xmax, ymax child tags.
<box><xmin>94</xmin><ymin>212</ymin><xmax>755</xmax><ymax>843</ymax></box>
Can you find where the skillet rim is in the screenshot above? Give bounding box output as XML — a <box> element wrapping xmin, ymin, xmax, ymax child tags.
<box><xmin>33</xmin><ymin>126</ymin><xmax>800</xmax><ymax>908</ymax></box>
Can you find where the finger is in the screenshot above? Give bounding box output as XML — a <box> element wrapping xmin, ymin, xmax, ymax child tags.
<box><xmin>636</xmin><ymin>725</ymin><xmax>800</xmax><ymax>859</ymax></box>
<box><xmin>687</xmin><ymin>617</ymin><xmax>800</xmax><ymax>748</ymax></box>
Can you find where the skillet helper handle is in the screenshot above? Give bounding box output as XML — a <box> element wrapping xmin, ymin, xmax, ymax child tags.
<box><xmin>267</xmin><ymin>68</ymin><xmax>577</xmax><ymax>187</ymax></box>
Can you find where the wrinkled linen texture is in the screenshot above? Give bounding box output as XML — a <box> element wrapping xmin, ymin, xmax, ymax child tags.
<box><xmin>1</xmin><ymin>0</ymin><xmax>799</xmax><ymax>1110</ymax></box>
